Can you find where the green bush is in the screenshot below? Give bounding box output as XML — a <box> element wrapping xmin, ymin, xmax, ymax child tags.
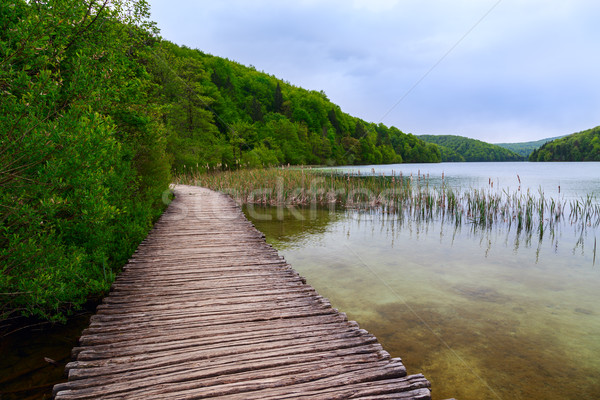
<box><xmin>0</xmin><ymin>0</ymin><xmax>170</xmax><ymax>322</ymax></box>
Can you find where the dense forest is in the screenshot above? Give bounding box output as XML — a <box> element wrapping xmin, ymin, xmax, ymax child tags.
<box><xmin>495</xmin><ymin>136</ymin><xmax>564</xmax><ymax>158</ymax></box>
<box><xmin>529</xmin><ymin>126</ymin><xmax>600</xmax><ymax>161</ymax></box>
<box><xmin>0</xmin><ymin>0</ymin><xmax>441</xmax><ymax>322</ymax></box>
<box><xmin>152</xmin><ymin>41</ymin><xmax>442</xmax><ymax>171</ymax></box>
<box><xmin>418</xmin><ymin>135</ymin><xmax>523</xmax><ymax>162</ymax></box>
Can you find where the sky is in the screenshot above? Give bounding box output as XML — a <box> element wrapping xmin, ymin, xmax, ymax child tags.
<box><xmin>146</xmin><ymin>0</ymin><xmax>600</xmax><ymax>143</ymax></box>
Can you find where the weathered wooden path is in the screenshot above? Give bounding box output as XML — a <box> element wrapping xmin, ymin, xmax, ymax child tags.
<box><xmin>53</xmin><ymin>185</ymin><xmax>434</xmax><ymax>399</ymax></box>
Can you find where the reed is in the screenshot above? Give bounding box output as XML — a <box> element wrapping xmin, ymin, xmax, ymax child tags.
<box><xmin>175</xmin><ymin>167</ymin><xmax>599</xmax><ymax>236</ymax></box>
<box><xmin>593</xmin><ymin>237</ymin><xmax>597</xmax><ymax>266</ymax></box>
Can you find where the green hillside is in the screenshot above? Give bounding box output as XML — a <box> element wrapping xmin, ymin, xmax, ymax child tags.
<box><xmin>151</xmin><ymin>42</ymin><xmax>441</xmax><ymax>172</ymax></box>
<box><xmin>495</xmin><ymin>136</ymin><xmax>564</xmax><ymax>158</ymax></box>
<box><xmin>418</xmin><ymin>135</ymin><xmax>524</xmax><ymax>162</ymax></box>
<box><xmin>529</xmin><ymin>126</ymin><xmax>600</xmax><ymax>161</ymax></box>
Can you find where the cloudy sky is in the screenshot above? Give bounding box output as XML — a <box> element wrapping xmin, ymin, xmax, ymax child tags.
<box><xmin>146</xmin><ymin>0</ymin><xmax>600</xmax><ymax>143</ymax></box>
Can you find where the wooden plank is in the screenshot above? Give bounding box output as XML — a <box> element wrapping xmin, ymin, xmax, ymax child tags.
<box><xmin>88</xmin><ymin>299</ymin><xmax>331</xmax><ymax>325</ymax></box>
<box><xmin>98</xmin><ymin>286</ymin><xmax>320</xmax><ymax>306</ymax></box>
<box><xmin>66</xmin><ymin>336</ymin><xmax>384</xmax><ymax>383</ymax></box>
<box><xmin>55</xmin><ymin>360</ymin><xmax>406</xmax><ymax>400</ymax></box>
<box><xmin>81</xmin><ymin>305</ymin><xmax>343</xmax><ymax>341</ymax></box>
<box><xmin>108</xmin><ymin>277</ymin><xmax>308</xmax><ymax>293</ymax></box>
<box><xmin>71</xmin><ymin>323</ymin><xmax>366</xmax><ymax>362</ymax></box>
<box><xmin>74</xmin><ymin>314</ymin><xmax>353</xmax><ymax>352</ymax></box>
<box><xmin>62</xmin><ymin>346</ymin><xmax>390</xmax><ymax>393</ymax></box>
<box><xmin>248</xmin><ymin>375</ymin><xmax>432</xmax><ymax>400</ymax></box>
<box><xmin>95</xmin><ymin>292</ymin><xmax>325</xmax><ymax>315</ymax></box>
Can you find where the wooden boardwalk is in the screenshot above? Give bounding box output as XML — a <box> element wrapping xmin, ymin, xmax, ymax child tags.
<box><xmin>53</xmin><ymin>185</ymin><xmax>433</xmax><ymax>399</ymax></box>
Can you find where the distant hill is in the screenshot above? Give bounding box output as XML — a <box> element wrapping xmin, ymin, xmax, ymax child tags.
<box><xmin>418</xmin><ymin>135</ymin><xmax>523</xmax><ymax>162</ymax></box>
<box><xmin>529</xmin><ymin>126</ymin><xmax>600</xmax><ymax>161</ymax></box>
<box><xmin>495</xmin><ymin>136</ymin><xmax>565</xmax><ymax>158</ymax></box>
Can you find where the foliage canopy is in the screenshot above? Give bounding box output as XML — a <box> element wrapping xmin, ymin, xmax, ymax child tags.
<box><xmin>418</xmin><ymin>135</ymin><xmax>523</xmax><ymax>162</ymax></box>
<box><xmin>150</xmin><ymin>41</ymin><xmax>442</xmax><ymax>172</ymax></box>
<box><xmin>529</xmin><ymin>127</ymin><xmax>600</xmax><ymax>161</ymax></box>
<box><xmin>495</xmin><ymin>136</ymin><xmax>564</xmax><ymax>158</ymax></box>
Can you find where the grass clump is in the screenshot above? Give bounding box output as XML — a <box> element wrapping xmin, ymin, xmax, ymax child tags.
<box><xmin>176</xmin><ymin>167</ymin><xmax>600</xmax><ymax>238</ymax></box>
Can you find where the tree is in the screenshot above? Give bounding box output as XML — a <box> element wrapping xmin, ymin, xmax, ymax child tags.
<box><xmin>274</xmin><ymin>82</ymin><xmax>283</xmax><ymax>112</ymax></box>
<box><xmin>353</xmin><ymin>121</ymin><xmax>367</xmax><ymax>139</ymax></box>
<box><xmin>419</xmin><ymin>135</ymin><xmax>523</xmax><ymax>162</ymax></box>
<box><xmin>328</xmin><ymin>109</ymin><xmax>341</xmax><ymax>135</ymax></box>
<box><xmin>150</xmin><ymin>38</ymin><xmax>444</xmax><ymax>172</ymax></box>
<box><xmin>250</xmin><ymin>96</ymin><xmax>263</xmax><ymax>122</ymax></box>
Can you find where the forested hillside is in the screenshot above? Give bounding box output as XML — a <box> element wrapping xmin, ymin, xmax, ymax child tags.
<box><xmin>529</xmin><ymin>126</ymin><xmax>600</xmax><ymax>161</ymax></box>
<box><xmin>418</xmin><ymin>135</ymin><xmax>523</xmax><ymax>162</ymax></box>
<box><xmin>150</xmin><ymin>41</ymin><xmax>441</xmax><ymax>171</ymax></box>
<box><xmin>495</xmin><ymin>136</ymin><xmax>564</xmax><ymax>158</ymax></box>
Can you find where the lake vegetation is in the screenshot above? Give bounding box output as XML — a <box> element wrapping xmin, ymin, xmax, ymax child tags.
<box><xmin>239</xmin><ymin>162</ymin><xmax>600</xmax><ymax>400</ymax></box>
<box><xmin>245</xmin><ymin>199</ymin><xmax>600</xmax><ymax>400</ymax></box>
<box><xmin>179</xmin><ymin>167</ymin><xmax>600</xmax><ymax>254</ymax></box>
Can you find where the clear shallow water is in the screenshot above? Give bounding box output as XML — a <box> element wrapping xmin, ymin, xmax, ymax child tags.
<box><xmin>245</xmin><ymin>163</ymin><xmax>600</xmax><ymax>400</ymax></box>
<box><xmin>325</xmin><ymin>161</ymin><xmax>600</xmax><ymax>201</ymax></box>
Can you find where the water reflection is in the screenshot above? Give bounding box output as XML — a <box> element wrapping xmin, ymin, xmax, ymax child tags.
<box><xmin>245</xmin><ymin>206</ymin><xmax>600</xmax><ymax>400</ymax></box>
<box><xmin>244</xmin><ymin>205</ymin><xmax>342</xmax><ymax>250</ymax></box>
<box><xmin>248</xmin><ymin>203</ymin><xmax>597</xmax><ymax>265</ymax></box>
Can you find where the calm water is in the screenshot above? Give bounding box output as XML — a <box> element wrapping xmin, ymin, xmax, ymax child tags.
<box><xmin>326</xmin><ymin>161</ymin><xmax>600</xmax><ymax>200</ymax></box>
<box><xmin>245</xmin><ymin>162</ymin><xmax>600</xmax><ymax>400</ymax></box>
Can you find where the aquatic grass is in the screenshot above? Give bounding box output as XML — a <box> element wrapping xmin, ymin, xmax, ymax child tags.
<box><xmin>175</xmin><ymin>167</ymin><xmax>599</xmax><ymax>241</ymax></box>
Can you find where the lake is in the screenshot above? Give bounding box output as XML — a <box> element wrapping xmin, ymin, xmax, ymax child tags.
<box><xmin>326</xmin><ymin>161</ymin><xmax>600</xmax><ymax>200</ymax></box>
<box><xmin>245</xmin><ymin>162</ymin><xmax>600</xmax><ymax>400</ymax></box>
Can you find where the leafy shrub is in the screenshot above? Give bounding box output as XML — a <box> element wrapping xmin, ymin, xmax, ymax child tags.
<box><xmin>0</xmin><ymin>0</ymin><xmax>170</xmax><ymax>322</ymax></box>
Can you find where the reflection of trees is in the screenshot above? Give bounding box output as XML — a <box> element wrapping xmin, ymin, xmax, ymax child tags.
<box><xmin>244</xmin><ymin>206</ymin><xmax>340</xmax><ymax>249</ymax></box>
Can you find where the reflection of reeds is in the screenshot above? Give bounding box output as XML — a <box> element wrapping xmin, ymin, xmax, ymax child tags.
<box><xmin>176</xmin><ymin>167</ymin><xmax>599</xmax><ymax>238</ymax></box>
